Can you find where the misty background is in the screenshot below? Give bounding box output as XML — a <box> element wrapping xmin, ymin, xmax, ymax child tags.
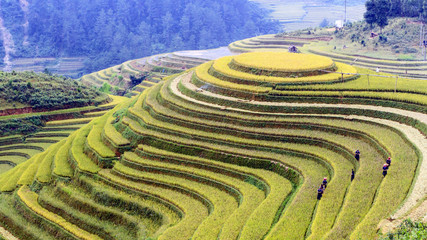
<box><xmin>0</xmin><ymin>0</ymin><xmax>369</xmax><ymax>76</ymax></box>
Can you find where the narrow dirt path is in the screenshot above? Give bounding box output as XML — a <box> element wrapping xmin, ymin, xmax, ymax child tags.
<box><xmin>0</xmin><ymin>2</ymin><xmax>15</xmax><ymax>71</ymax></box>
<box><xmin>172</xmin><ymin>72</ymin><xmax>427</xmax><ymax>227</ymax></box>
<box><xmin>0</xmin><ymin>226</ymin><xmax>19</xmax><ymax>240</ymax></box>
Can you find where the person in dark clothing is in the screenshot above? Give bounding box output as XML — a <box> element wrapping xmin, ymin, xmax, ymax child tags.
<box><xmin>382</xmin><ymin>164</ymin><xmax>389</xmax><ymax>177</ymax></box>
<box><xmin>386</xmin><ymin>157</ymin><xmax>391</xmax><ymax>166</ymax></box>
<box><xmin>322</xmin><ymin>177</ymin><xmax>328</xmax><ymax>189</ymax></box>
<box><xmin>355</xmin><ymin>150</ymin><xmax>360</xmax><ymax>161</ymax></box>
<box><xmin>351</xmin><ymin>169</ymin><xmax>355</xmax><ymax>181</ymax></box>
<box><xmin>317</xmin><ymin>186</ymin><xmax>324</xmax><ymax>200</ymax></box>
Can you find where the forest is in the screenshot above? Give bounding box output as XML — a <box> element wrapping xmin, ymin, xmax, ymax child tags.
<box><xmin>0</xmin><ymin>0</ymin><xmax>279</xmax><ymax>73</ymax></box>
<box><xmin>366</xmin><ymin>0</ymin><xmax>427</xmax><ymax>17</ymax></box>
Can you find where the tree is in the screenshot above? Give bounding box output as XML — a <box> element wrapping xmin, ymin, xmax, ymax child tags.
<box><xmin>402</xmin><ymin>0</ymin><xmax>423</xmax><ymax>17</ymax></box>
<box><xmin>171</xmin><ymin>35</ymin><xmax>185</xmax><ymax>50</ymax></box>
<box><xmin>423</xmin><ymin>0</ymin><xmax>427</xmax><ymax>21</ymax></box>
<box><xmin>161</xmin><ymin>12</ymin><xmax>174</xmax><ymax>43</ymax></box>
<box><xmin>376</xmin><ymin>0</ymin><xmax>391</xmax><ymax>32</ymax></box>
<box><xmin>364</xmin><ymin>0</ymin><xmax>390</xmax><ymax>33</ymax></box>
<box><xmin>388</xmin><ymin>0</ymin><xmax>402</xmax><ymax>17</ymax></box>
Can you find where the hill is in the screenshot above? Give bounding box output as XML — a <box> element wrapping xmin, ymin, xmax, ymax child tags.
<box><xmin>0</xmin><ymin>71</ymin><xmax>107</xmax><ymax>111</ymax></box>
<box><xmin>306</xmin><ymin>18</ymin><xmax>425</xmax><ymax>60</ymax></box>
<box><xmin>228</xmin><ymin>18</ymin><xmax>427</xmax><ymax>78</ymax></box>
<box><xmin>0</xmin><ymin>51</ymin><xmax>425</xmax><ymax>239</ymax></box>
<box><xmin>0</xmin><ymin>0</ymin><xmax>279</xmax><ymax>76</ymax></box>
<box><xmin>0</xmin><ymin>71</ymin><xmax>109</xmax><ymax>136</ymax></box>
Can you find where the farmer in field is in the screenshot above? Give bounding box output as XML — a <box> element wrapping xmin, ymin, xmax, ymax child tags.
<box><xmin>382</xmin><ymin>164</ymin><xmax>389</xmax><ymax>177</ymax></box>
<box><xmin>351</xmin><ymin>169</ymin><xmax>355</xmax><ymax>181</ymax></box>
<box><xmin>386</xmin><ymin>157</ymin><xmax>391</xmax><ymax>166</ymax></box>
<box><xmin>355</xmin><ymin>149</ymin><xmax>360</xmax><ymax>161</ymax></box>
<box><xmin>317</xmin><ymin>185</ymin><xmax>324</xmax><ymax>200</ymax></box>
<box><xmin>322</xmin><ymin>177</ymin><xmax>328</xmax><ymax>189</ymax></box>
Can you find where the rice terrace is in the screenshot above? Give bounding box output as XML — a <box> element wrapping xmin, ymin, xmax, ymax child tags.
<box><xmin>0</xmin><ymin>0</ymin><xmax>427</xmax><ymax>240</ymax></box>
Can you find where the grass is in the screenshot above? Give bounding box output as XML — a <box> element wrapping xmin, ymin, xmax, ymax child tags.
<box><xmin>0</xmin><ymin>163</ymin><xmax>13</xmax><ymax>175</ymax></box>
<box><xmin>123</xmin><ymin>150</ymin><xmax>281</xmax><ymax>240</ymax></box>
<box><xmin>38</xmin><ymin>186</ymin><xmax>141</xmax><ymax>239</ymax></box>
<box><xmin>151</xmin><ymin>81</ymin><xmax>409</xmax><ymax>239</ymax></box>
<box><xmin>0</xmin><ymin>160</ymin><xmax>33</xmax><ymax>192</ymax></box>
<box><xmin>54</xmin><ymin>182</ymin><xmax>150</xmax><ymax>236</ymax></box>
<box><xmin>46</xmin><ymin>117</ymin><xmax>94</xmax><ymax>126</ymax></box>
<box><xmin>178</xmin><ymin>74</ymin><xmax>427</xmax><ymax>135</ymax></box>
<box><xmin>0</xmin><ymin>41</ymin><xmax>423</xmax><ymax>240</ymax></box>
<box><xmin>195</xmin><ymin>62</ymin><xmax>272</xmax><ymax>93</ymax></box>
<box><xmin>0</xmin><ymin>155</ymin><xmax>27</xmax><ymax>165</ymax></box>
<box><xmin>138</xmin><ymin>145</ymin><xmax>294</xmax><ymax>239</ymax></box>
<box><xmin>103</xmin><ymin>114</ymin><xmax>131</xmax><ymax>147</ymax></box>
<box><xmin>99</xmin><ymin>169</ymin><xmax>209</xmax><ymax>240</ymax></box>
<box><xmin>159</xmin><ymin>77</ymin><xmax>418</xmax><ymax>238</ymax></box>
<box><xmin>114</xmin><ymin>161</ymin><xmax>239</xmax><ymax>240</ymax></box>
<box><xmin>17</xmin><ymin>151</ymin><xmax>48</xmax><ymax>185</ymax></box>
<box><xmin>99</xmin><ymin>95</ymin><xmax>129</xmax><ymax>108</ymax></box>
<box><xmin>148</xmin><ymin>86</ymin><xmax>395</xmax><ymax>239</ymax></box>
<box><xmin>0</xmin><ymin>194</ymin><xmax>56</xmax><ymax>240</ymax></box>
<box><xmin>69</xmin><ymin>123</ymin><xmax>101</xmax><ymax>174</ymax></box>
<box><xmin>53</xmin><ymin>134</ymin><xmax>75</xmax><ymax>177</ymax></box>
<box><xmin>17</xmin><ymin>186</ymin><xmax>103</xmax><ymax>240</ymax></box>
<box><xmin>269</xmin><ymin>90</ymin><xmax>427</xmax><ymax>107</ymax></box>
<box><xmin>119</xmin><ymin>114</ymin><xmax>328</xmax><ymax>238</ymax></box>
<box><xmin>86</xmin><ymin>115</ymin><xmax>116</xmax><ymax>159</ymax></box>
<box><xmin>35</xmin><ymin>140</ymin><xmax>65</xmax><ymax>183</ymax></box>
<box><xmin>84</xmin><ymin>110</ymin><xmax>110</xmax><ymax>117</ymax></box>
<box><xmin>280</xmin><ymin>67</ymin><xmax>427</xmax><ymax>95</ymax></box>
<box><xmin>232</xmin><ymin>52</ymin><xmax>334</xmax><ymax>72</ymax></box>
<box><xmin>78</xmin><ymin>175</ymin><xmax>179</xmax><ymax>237</ymax></box>
<box><xmin>0</xmin><ymin>106</ymin><xmax>96</xmax><ymax>121</ymax></box>
<box><xmin>378</xmin><ymin>219</ymin><xmax>427</xmax><ymax>240</ymax></box>
<box><xmin>0</xmin><ymin>98</ymin><xmax>29</xmax><ymax>111</ymax></box>
<box><xmin>211</xmin><ymin>56</ymin><xmax>357</xmax><ymax>85</ymax></box>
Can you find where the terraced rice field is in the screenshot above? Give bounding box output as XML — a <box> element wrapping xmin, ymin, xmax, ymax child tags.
<box><xmin>0</xmin><ymin>52</ymin><xmax>425</xmax><ymax>240</ymax></box>
<box><xmin>229</xmin><ymin>34</ymin><xmax>427</xmax><ymax>79</ymax></box>
<box><xmin>10</xmin><ymin>57</ymin><xmax>86</xmax><ymax>78</ymax></box>
<box><xmin>0</xmin><ymin>96</ymin><xmax>127</xmax><ymax>175</ymax></box>
<box><xmin>80</xmin><ymin>52</ymin><xmax>209</xmax><ymax>97</ymax></box>
<box><xmin>228</xmin><ymin>34</ymin><xmax>327</xmax><ymax>53</ymax></box>
<box><xmin>306</xmin><ymin>47</ymin><xmax>427</xmax><ymax>78</ymax></box>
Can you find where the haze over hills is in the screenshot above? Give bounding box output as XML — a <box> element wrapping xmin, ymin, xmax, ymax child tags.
<box><xmin>0</xmin><ymin>0</ymin><xmax>279</xmax><ymax>77</ymax></box>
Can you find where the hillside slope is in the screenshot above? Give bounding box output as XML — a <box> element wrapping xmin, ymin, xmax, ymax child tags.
<box><xmin>0</xmin><ymin>51</ymin><xmax>425</xmax><ymax>240</ymax></box>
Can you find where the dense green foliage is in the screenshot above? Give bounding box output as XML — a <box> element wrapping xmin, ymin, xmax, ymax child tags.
<box><xmin>0</xmin><ymin>71</ymin><xmax>107</xmax><ymax>109</ymax></box>
<box><xmin>365</xmin><ymin>0</ymin><xmax>427</xmax><ymax>23</ymax></box>
<box><xmin>379</xmin><ymin>220</ymin><xmax>427</xmax><ymax>240</ymax></box>
<box><xmin>1</xmin><ymin>0</ymin><xmax>279</xmax><ymax>73</ymax></box>
<box><xmin>364</xmin><ymin>0</ymin><xmax>391</xmax><ymax>30</ymax></box>
<box><xmin>0</xmin><ymin>116</ymin><xmax>43</xmax><ymax>137</ymax></box>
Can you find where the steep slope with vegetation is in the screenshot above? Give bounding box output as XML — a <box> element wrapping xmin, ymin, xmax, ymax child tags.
<box><xmin>0</xmin><ymin>51</ymin><xmax>425</xmax><ymax>239</ymax></box>
<box><xmin>0</xmin><ymin>71</ymin><xmax>110</xmax><ymax>136</ymax></box>
<box><xmin>0</xmin><ymin>71</ymin><xmax>107</xmax><ymax>110</ymax></box>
